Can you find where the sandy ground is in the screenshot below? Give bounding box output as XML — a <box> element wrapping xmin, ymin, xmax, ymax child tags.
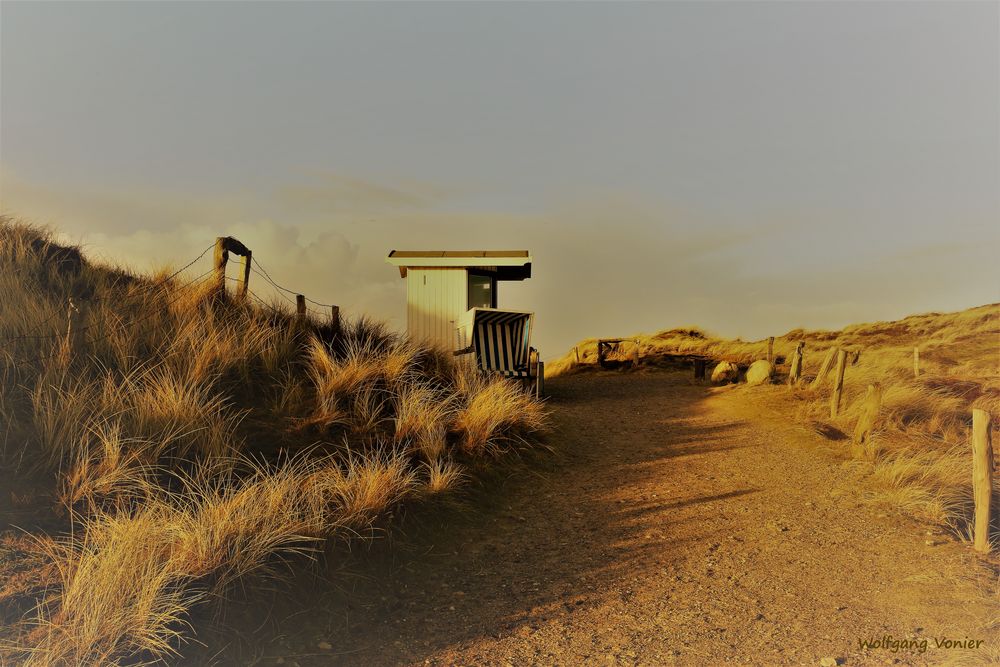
<box><xmin>199</xmin><ymin>370</ymin><xmax>998</xmax><ymax>666</ymax></box>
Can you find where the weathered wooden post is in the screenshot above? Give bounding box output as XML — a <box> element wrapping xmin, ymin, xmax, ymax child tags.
<box><xmin>57</xmin><ymin>296</ymin><xmax>79</xmax><ymax>365</ymax></box>
<box><xmin>65</xmin><ymin>296</ymin><xmax>76</xmax><ymax>341</ymax></box>
<box><xmin>767</xmin><ymin>337</ymin><xmax>774</xmax><ymax>363</ymax></box>
<box><xmin>811</xmin><ymin>347</ymin><xmax>838</xmax><ymax>390</ymax></box>
<box><xmin>788</xmin><ymin>341</ymin><xmax>805</xmax><ymax>385</ymax></box>
<box><xmin>972</xmin><ymin>408</ymin><xmax>993</xmax><ymax>553</ymax></box>
<box><xmin>330</xmin><ymin>305</ymin><xmax>341</xmax><ymax>337</ymax></box>
<box><xmin>237</xmin><ymin>250</ymin><xmax>252</xmax><ymax>300</ymax></box>
<box><xmin>213</xmin><ymin>237</ymin><xmax>228</xmax><ymax>295</ymax></box>
<box><xmin>830</xmin><ymin>348</ymin><xmax>848</xmax><ymax>417</ymax></box>
<box><xmin>851</xmin><ymin>382</ymin><xmax>883</xmax><ymax>459</ymax></box>
<box><xmin>296</xmin><ymin>295</ymin><xmax>306</xmax><ymax>323</ymax></box>
<box><xmin>913</xmin><ymin>347</ymin><xmax>920</xmax><ymax>379</ymax></box>
<box><xmin>213</xmin><ymin>236</ymin><xmax>252</xmax><ymax>298</ymax></box>
<box><xmin>536</xmin><ymin>361</ymin><xmax>545</xmax><ymax>399</ymax></box>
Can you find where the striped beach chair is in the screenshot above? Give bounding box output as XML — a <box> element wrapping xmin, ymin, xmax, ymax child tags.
<box><xmin>454</xmin><ymin>308</ymin><xmax>543</xmax><ymax>397</ymax></box>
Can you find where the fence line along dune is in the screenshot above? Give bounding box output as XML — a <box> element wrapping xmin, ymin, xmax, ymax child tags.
<box><xmin>0</xmin><ymin>218</ymin><xmax>549</xmax><ymax>665</ymax></box>
<box><xmin>550</xmin><ymin>304</ymin><xmax>999</xmax><ymax>539</ymax></box>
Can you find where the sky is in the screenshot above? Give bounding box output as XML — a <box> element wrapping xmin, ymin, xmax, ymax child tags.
<box><xmin>2</xmin><ymin>1</ymin><xmax>998</xmax><ymax>358</ymax></box>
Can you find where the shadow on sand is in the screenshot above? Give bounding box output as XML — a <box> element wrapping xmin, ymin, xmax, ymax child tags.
<box><xmin>184</xmin><ymin>370</ymin><xmax>758</xmax><ymax>665</ymax></box>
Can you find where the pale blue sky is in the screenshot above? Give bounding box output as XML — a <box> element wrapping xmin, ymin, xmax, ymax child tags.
<box><xmin>2</xmin><ymin>1</ymin><xmax>997</xmax><ymax>356</ymax></box>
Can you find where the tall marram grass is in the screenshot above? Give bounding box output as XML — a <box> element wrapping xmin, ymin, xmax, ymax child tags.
<box><xmin>0</xmin><ymin>218</ymin><xmax>548</xmax><ymax>664</ymax></box>
<box><xmin>550</xmin><ymin>304</ymin><xmax>999</xmax><ymax>542</ymax></box>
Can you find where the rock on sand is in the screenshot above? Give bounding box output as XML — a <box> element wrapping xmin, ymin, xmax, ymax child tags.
<box><xmin>711</xmin><ymin>361</ymin><xmax>739</xmax><ymax>385</ymax></box>
<box><xmin>745</xmin><ymin>360</ymin><xmax>774</xmax><ymax>386</ymax></box>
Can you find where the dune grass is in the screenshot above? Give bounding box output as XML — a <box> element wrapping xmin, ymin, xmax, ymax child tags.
<box><xmin>0</xmin><ymin>218</ymin><xmax>549</xmax><ymax>664</ymax></box>
<box><xmin>549</xmin><ymin>304</ymin><xmax>999</xmax><ymax>544</ymax></box>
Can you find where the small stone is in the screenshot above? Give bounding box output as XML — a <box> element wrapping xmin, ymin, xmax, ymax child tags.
<box><xmin>317</xmin><ymin>641</ymin><xmax>333</xmax><ymax>651</ymax></box>
<box><xmin>745</xmin><ymin>359</ymin><xmax>774</xmax><ymax>386</ymax></box>
<box><xmin>711</xmin><ymin>361</ymin><xmax>739</xmax><ymax>384</ymax></box>
<box><xmin>925</xmin><ymin>539</ymin><xmax>938</xmax><ymax>546</ymax></box>
<box><xmin>820</xmin><ymin>658</ymin><xmax>840</xmax><ymax>667</ymax></box>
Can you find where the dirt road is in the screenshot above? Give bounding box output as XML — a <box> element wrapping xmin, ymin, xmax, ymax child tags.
<box><xmin>208</xmin><ymin>370</ymin><xmax>997</xmax><ymax>666</ymax></box>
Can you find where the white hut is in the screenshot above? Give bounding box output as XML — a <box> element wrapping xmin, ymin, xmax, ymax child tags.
<box><xmin>386</xmin><ymin>250</ymin><xmax>532</xmax><ymax>349</ymax></box>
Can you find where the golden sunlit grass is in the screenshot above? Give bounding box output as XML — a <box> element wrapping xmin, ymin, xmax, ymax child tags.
<box><xmin>453</xmin><ymin>366</ymin><xmax>549</xmax><ymax>457</ymax></box>
<box><xmin>0</xmin><ymin>218</ymin><xmax>549</xmax><ymax>664</ymax></box>
<box><xmin>550</xmin><ymin>302</ymin><xmax>999</xmax><ymax>541</ymax></box>
<box><xmin>424</xmin><ymin>458</ymin><xmax>466</xmax><ymax>494</ymax></box>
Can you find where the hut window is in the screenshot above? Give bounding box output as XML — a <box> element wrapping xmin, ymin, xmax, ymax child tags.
<box><xmin>467</xmin><ymin>272</ymin><xmax>496</xmax><ymax>309</ymax></box>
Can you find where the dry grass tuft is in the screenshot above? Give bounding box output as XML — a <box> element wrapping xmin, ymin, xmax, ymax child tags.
<box><xmin>393</xmin><ymin>383</ymin><xmax>454</xmax><ymax>460</ymax></box>
<box><xmin>424</xmin><ymin>459</ymin><xmax>466</xmax><ymax>494</ymax></box>
<box><xmin>27</xmin><ymin>507</ymin><xmax>200</xmax><ymax>666</ymax></box>
<box><xmin>333</xmin><ymin>452</ymin><xmax>417</xmax><ymax>527</ymax></box>
<box><xmin>453</xmin><ymin>368</ymin><xmax>549</xmax><ymax>456</ymax></box>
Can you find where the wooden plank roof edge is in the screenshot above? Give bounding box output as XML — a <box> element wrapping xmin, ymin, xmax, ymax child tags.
<box><xmin>388</xmin><ymin>250</ymin><xmax>529</xmax><ymax>258</ymax></box>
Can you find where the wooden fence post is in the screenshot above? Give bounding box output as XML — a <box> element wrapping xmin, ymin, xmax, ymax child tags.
<box><xmin>913</xmin><ymin>347</ymin><xmax>920</xmax><ymax>378</ymax></box>
<box><xmin>213</xmin><ymin>236</ymin><xmax>252</xmax><ymax>298</ymax></box>
<box><xmin>213</xmin><ymin>237</ymin><xmax>228</xmax><ymax>295</ymax></box>
<box><xmin>58</xmin><ymin>296</ymin><xmax>79</xmax><ymax>365</ymax></box>
<box><xmin>811</xmin><ymin>347</ymin><xmax>838</xmax><ymax>390</ymax></box>
<box><xmin>237</xmin><ymin>250</ymin><xmax>252</xmax><ymax>300</ymax></box>
<box><xmin>830</xmin><ymin>348</ymin><xmax>848</xmax><ymax>418</ymax></box>
<box><xmin>788</xmin><ymin>341</ymin><xmax>805</xmax><ymax>385</ymax></box>
<box><xmin>296</xmin><ymin>295</ymin><xmax>306</xmax><ymax>323</ymax></box>
<box><xmin>851</xmin><ymin>382</ymin><xmax>883</xmax><ymax>459</ymax></box>
<box><xmin>972</xmin><ymin>409</ymin><xmax>993</xmax><ymax>553</ymax></box>
<box><xmin>767</xmin><ymin>337</ymin><xmax>774</xmax><ymax>363</ymax></box>
<box><xmin>330</xmin><ymin>305</ymin><xmax>341</xmax><ymax>337</ymax></box>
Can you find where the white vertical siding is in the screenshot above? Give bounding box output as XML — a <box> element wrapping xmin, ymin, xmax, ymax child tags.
<box><xmin>405</xmin><ymin>268</ymin><xmax>467</xmax><ymax>349</ymax></box>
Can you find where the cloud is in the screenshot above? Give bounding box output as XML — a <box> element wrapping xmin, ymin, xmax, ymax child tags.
<box><xmin>275</xmin><ymin>172</ymin><xmax>452</xmax><ymax>217</ymax></box>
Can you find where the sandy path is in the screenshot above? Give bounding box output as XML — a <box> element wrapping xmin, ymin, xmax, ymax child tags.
<box><xmin>209</xmin><ymin>370</ymin><xmax>997</xmax><ymax>666</ymax></box>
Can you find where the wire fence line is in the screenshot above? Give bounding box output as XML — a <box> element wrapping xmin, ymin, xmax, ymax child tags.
<box><xmin>250</xmin><ymin>256</ymin><xmax>336</xmax><ymax>309</ymax></box>
<box><xmin>224</xmin><ymin>277</ymin><xmax>335</xmax><ymax>323</ymax></box>
<box><xmin>0</xmin><ymin>243</ymin><xmax>218</xmax><ymax>344</ymax></box>
<box><xmin>2</xmin><ymin>239</ymin><xmax>340</xmax><ymax>366</ymax></box>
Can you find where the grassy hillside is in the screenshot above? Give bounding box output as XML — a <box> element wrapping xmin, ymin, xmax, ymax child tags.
<box><xmin>0</xmin><ymin>219</ymin><xmax>547</xmax><ymax>664</ymax></box>
<box><xmin>549</xmin><ymin>304</ymin><xmax>999</xmax><ymax>539</ymax></box>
